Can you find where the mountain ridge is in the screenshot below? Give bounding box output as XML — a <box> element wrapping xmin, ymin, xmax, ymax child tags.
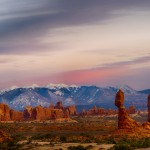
<box><xmin>0</xmin><ymin>84</ymin><xmax>149</xmax><ymax>111</ymax></box>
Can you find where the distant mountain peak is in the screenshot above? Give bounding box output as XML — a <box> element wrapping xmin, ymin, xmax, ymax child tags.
<box><xmin>0</xmin><ymin>85</ymin><xmax>19</xmax><ymax>94</ymax></box>
<box><xmin>116</xmin><ymin>84</ymin><xmax>137</xmax><ymax>94</ymax></box>
<box><xmin>45</xmin><ymin>83</ymin><xmax>79</xmax><ymax>89</ymax></box>
<box><xmin>22</xmin><ymin>84</ymin><xmax>39</xmax><ymax>89</ymax></box>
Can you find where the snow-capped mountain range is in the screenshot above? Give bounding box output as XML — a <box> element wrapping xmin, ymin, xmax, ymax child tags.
<box><xmin>0</xmin><ymin>84</ymin><xmax>149</xmax><ymax>110</ymax></box>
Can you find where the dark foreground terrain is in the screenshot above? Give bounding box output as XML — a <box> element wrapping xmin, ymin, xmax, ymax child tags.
<box><xmin>0</xmin><ymin>113</ymin><xmax>150</xmax><ymax>150</ymax></box>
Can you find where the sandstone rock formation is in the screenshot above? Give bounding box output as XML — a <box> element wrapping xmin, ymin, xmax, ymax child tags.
<box><xmin>55</xmin><ymin>101</ymin><xmax>64</xmax><ymax>109</ymax></box>
<box><xmin>31</xmin><ymin>105</ymin><xmax>47</xmax><ymax>120</ymax></box>
<box><xmin>65</xmin><ymin>105</ymin><xmax>77</xmax><ymax>115</ymax></box>
<box><xmin>127</xmin><ymin>105</ymin><xmax>136</xmax><ymax>114</ymax></box>
<box><xmin>115</xmin><ymin>89</ymin><xmax>139</xmax><ymax>129</ymax></box>
<box><xmin>0</xmin><ymin>130</ymin><xmax>10</xmax><ymax>142</ymax></box>
<box><xmin>147</xmin><ymin>94</ymin><xmax>150</xmax><ymax>122</ymax></box>
<box><xmin>49</xmin><ymin>103</ymin><xmax>54</xmax><ymax>109</ymax></box>
<box><xmin>64</xmin><ymin>109</ymin><xmax>70</xmax><ymax>118</ymax></box>
<box><xmin>23</xmin><ymin>106</ymin><xmax>33</xmax><ymax>120</ymax></box>
<box><xmin>81</xmin><ymin>109</ymin><xmax>87</xmax><ymax>116</ymax></box>
<box><xmin>0</xmin><ymin>101</ymin><xmax>76</xmax><ymax>122</ymax></box>
<box><xmin>80</xmin><ymin>105</ymin><xmax>116</xmax><ymax>116</ymax></box>
<box><xmin>0</xmin><ymin>103</ymin><xmax>11</xmax><ymax>121</ymax></box>
<box><xmin>10</xmin><ymin>109</ymin><xmax>23</xmax><ymax>121</ymax></box>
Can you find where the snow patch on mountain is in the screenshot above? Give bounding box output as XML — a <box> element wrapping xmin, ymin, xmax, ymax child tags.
<box><xmin>116</xmin><ymin>85</ymin><xmax>137</xmax><ymax>94</ymax></box>
<box><xmin>22</xmin><ymin>84</ymin><xmax>39</xmax><ymax>89</ymax></box>
<box><xmin>54</xmin><ymin>90</ymin><xmax>63</xmax><ymax>96</ymax></box>
<box><xmin>11</xmin><ymin>90</ymin><xmax>49</xmax><ymax>110</ymax></box>
<box><xmin>0</xmin><ymin>85</ymin><xmax>19</xmax><ymax>95</ymax></box>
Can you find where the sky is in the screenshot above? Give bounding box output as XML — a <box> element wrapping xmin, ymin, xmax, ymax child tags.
<box><xmin>0</xmin><ymin>0</ymin><xmax>150</xmax><ymax>90</ymax></box>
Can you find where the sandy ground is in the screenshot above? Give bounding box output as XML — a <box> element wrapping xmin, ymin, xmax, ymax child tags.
<box><xmin>19</xmin><ymin>141</ymin><xmax>150</xmax><ymax>150</ymax></box>
<box><xmin>135</xmin><ymin>148</ymin><xmax>150</xmax><ymax>150</ymax></box>
<box><xmin>24</xmin><ymin>142</ymin><xmax>114</xmax><ymax>150</ymax></box>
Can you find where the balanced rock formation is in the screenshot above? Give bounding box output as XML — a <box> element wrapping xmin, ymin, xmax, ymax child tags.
<box><xmin>147</xmin><ymin>94</ymin><xmax>150</xmax><ymax>122</ymax></box>
<box><xmin>0</xmin><ymin>103</ymin><xmax>11</xmax><ymax>121</ymax></box>
<box><xmin>115</xmin><ymin>89</ymin><xmax>139</xmax><ymax>129</ymax></box>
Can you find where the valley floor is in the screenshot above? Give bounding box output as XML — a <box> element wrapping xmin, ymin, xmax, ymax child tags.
<box><xmin>0</xmin><ymin>114</ymin><xmax>150</xmax><ymax>150</ymax></box>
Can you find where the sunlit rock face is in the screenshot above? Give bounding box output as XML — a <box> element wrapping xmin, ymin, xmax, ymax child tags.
<box><xmin>0</xmin><ymin>103</ymin><xmax>11</xmax><ymax>121</ymax></box>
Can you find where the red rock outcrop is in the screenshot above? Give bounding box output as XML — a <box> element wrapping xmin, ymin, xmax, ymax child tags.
<box><xmin>0</xmin><ymin>103</ymin><xmax>11</xmax><ymax>121</ymax></box>
<box><xmin>23</xmin><ymin>106</ymin><xmax>33</xmax><ymax>120</ymax></box>
<box><xmin>54</xmin><ymin>101</ymin><xmax>64</xmax><ymax>109</ymax></box>
<box><xmin>127</xmin><ymin>105</ymin><xmax>136</xmax><ymax>114</ymax></box>
<box><xmin>115</xmin><ymin>89</ymin><xmax>139</xmax><ymax>129</ymax></box>
<box><xmin>81</xmin><ymin>109</ymin><xmax>87</xmax><ymax>116</ymax></box>
<box><xmin>10</xmin><ymin>109</ymin><xmax>23</xmax><ymax>121</ymax></box>
<box><xmin>49</xmin><ymin>103</ymin><xmax>54</xmax><ymax>109</ymax></box>
<box><xmin>64</xmin><ymin>109</ymin><xmax>70</xmax><ymax>118</ymax></box>
<box><xmin>0</xmin><ymin>130</ymin><xmax>10</xmax><ymax>142</ymax></box>
<box><xmin>147</xmin><ymin>94</ymin><xmax>150</xmax><ymax>122</ymax></box>
<box><xmin>97</xmin><ymin>108</ymin><xmax>105</xmax><ymax>115</ymax></box>
<box><xmin>80</xmin><ymin>105</ymin><xmax>116</xmax><ymax>116</ymax></box>
<box><xmin>65</xmin><ymin>105</ymin><xmax>77</xmax><ymax>115</ymax></box>
<box><xmin>31</xmin><ymin>105</ymin><xmax>46</xmax><ymax>120</ymax></box>
<box><xmin>51</xmin><ymin>109</ymin><xmax>64</xmax><ymax>119</ymax></box>
<box><xmin>0</xmin><ymin>101</ymin><xmax>73</xmax><ymax>122</ymax></box>
<box><xmin>142</xmin><ymin>122</ymin><xmax>150</xmax><ymax>130</ymax></box>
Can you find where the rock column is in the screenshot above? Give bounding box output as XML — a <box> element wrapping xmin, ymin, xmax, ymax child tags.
<box><xmin>115</xmin><ymin>89</ymin><xmax>139</xmax><ymax>129</ymax></box>
<box><xmin>147</xmin><ymin>94</ymin><xmax>150</xmax><ymax>122</ymax></box>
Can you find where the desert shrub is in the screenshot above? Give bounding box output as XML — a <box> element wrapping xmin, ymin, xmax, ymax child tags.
<box><xmin>111</xmin><ymin>144</ymin><xmax>133</xmax><ymax>150</ymax></box>
<box><xmin>49</xmin><ymin>142</ymin><xmax>54</xmax><ymax>146</ymax></box>
<box><xmin>11</xmin><ymin>133</ymin><xmax>26</xmax><ymax>142</ymax></box>
<box><xmin>0</xmin><ymin>141</ymin><xmax>21</xmax><ymax>150</ymax></box>
<box><xmin>68</xmin><ymin>145</ymin><xmax>86</xmax><ymax>150</ymax></box>
<box><xmin>30</xmin><ymin>133</ymin><xmax>52</xmax><ymax>140</ymax></box>
<box><xmin>85</xmin><ymin>145</ymin><xmax>94</xmax><ymax>150</ymax></box>
<box><xmin>140</xmin><ymin>138</ymin><xmax>150</xmax><ymax>148</ymax></box>
<box><xmin>105</xmin><ymin>137</ymin><xmax>116</xmax><ymax>144</ymax></box>
<box><xmin>84</xmin><ymin>139</ymin><xmax>92</xmax><ymax>143</ymax></box>
<box><xmin>130</xmin><ymin>138</ymin><xmax>150</xmax><ymax>148</ymax></box>
<box><xmin>60</xmin><ymin>136</ymin><xmax>67</xmax><ymax>142</ymax></box>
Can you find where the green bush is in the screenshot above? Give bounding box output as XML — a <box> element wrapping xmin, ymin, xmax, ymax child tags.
<box><xmin>68</xmin><ymin>145</ymin><xmax>86</xmax><ymax>150</ymax></box>
<box><xmin>0</xmin><ymin>141</ymin><xmax>21</xmax><ymax>150</ymax></box>
<box><xmin>112</xmin><ymin>144</ymin><xmax>133</xmax><ymax>150</ymax></box>
<box><xmin>60</xmin><ymin>136</ymin><xmax>67</xmax><ymax>142</ymax></box>
<box><xmin>30</xmin><ymin>133</ymin><xmax>52</xmax><ymax>140</ymax></box>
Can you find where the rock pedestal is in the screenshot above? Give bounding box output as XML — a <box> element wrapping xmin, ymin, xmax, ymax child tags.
<box><xmin>147</xmin><ymin>94</ymin><xmax>150</xmax><ymax>122</ymax></box>
<box><xmin>115</xmin><ymin>89</ymin><xmax>139</xmax><ymax>129</ymax></box>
